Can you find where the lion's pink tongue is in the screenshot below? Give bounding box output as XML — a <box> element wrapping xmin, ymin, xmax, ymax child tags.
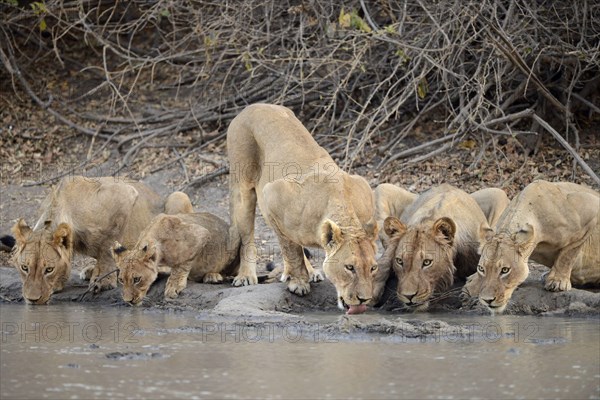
<box><xmin>346</xmin><ymin>304</ymin><xmax>367</xmax><ymax>315</ymax></box>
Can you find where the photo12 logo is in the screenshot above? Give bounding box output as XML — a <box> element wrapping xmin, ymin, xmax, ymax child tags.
<box><xmin>1</xmin><ymin>322</ymin><xmax>140</xmax><ymax>344</ymax></box>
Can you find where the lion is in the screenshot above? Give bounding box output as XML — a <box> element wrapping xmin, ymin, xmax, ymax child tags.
<box><xmin>374</xmin><ymin>183</ymin><xmax>417</xmax><ymax>248</ymax></box>
<box><xmin>374</xmin><ymin>184</ymin><xmax>509</xmax><ymax>247</ymax></box>
<box><xmin>111</xmin><ymin>212</ymin><xmax>240</xmax><ymax>305</ymax></box>
<box><xmin>10</xmin><ymin>176</ymin><xmax>193</xmax><ymax>304</ymax></box>
<box><xmin>470</xmin><ymin>187</ymin><xmax>510</xmax><ymax>227</ymax></box>
<box><xmin>373</xmin><ymin>184</ymin><xmax>495</xmax><ymax>310</ymax></box>
<box><xmin>227</xmin><ymin>103</ymin><xmax>379</xmax><ymax>314</ymax></box>
<box><xmin>462</xmin><ymin>180</ymin><xmax>600</xmax><ymax>314</ymax></box>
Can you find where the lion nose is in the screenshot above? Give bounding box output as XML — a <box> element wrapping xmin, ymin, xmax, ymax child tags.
<box><xmin>357</xmin><ymin>296</ymin><xmax>371</xmax><ymax>304</ymax></box>
<box><xmin>481</xmin><ymin>297</ymin><xmax>496</xmax><ymax>305</ymax></box>
<box><xmin>26</xmin><ymin>294</ymin><xmax>42</xmax><ymax>302</ymax></box>
<box><xmin>404</xmin><ymin>293</ymin><xmax>416</xmax><ymax>302</ymax></box>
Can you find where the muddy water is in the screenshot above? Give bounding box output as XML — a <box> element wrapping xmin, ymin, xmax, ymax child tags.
<box><xmin>1</xmin><ymin>304</ymin><xmax>599</xmax><ymax>399</ymax></box>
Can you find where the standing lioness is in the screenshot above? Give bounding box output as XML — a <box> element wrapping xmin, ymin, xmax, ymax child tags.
<box><xmin>112</xmin><ymin>213</ymin><xmax>240</xmax><ymax>305</ymax></box>
<box><xmin>227</xmin><ymin>103</ymin><xmax>379</xmax><ymax>314</ymax></box>
<box><xmin>463</xmin><ymin>180</ymin><xmax>600</xmax><ymax>313</ymax></box>
<box><xmin>10</xmin><ymin>176</ymin><xmax>192</xmax><ymax>304</ymax></box>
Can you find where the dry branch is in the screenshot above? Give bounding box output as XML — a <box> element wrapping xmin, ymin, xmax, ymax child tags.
<box><xmin>0</xmin><ymin>0</ymin><xmax>598</xmax><ymax>185</ymax></box>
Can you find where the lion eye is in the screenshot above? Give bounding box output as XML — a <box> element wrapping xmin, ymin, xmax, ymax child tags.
<box><xmin>422</xmin><ymin>259</ymin><xmax>432</xmax><ymax>268</ymax></box>
<box><xmin>20</xmin><ymin>265</ymin><xmax>29</xmax><ymax>273</ymax></box>
<box><xmin>45</xmin><ymin>267</ymin><xmax>54</xmax><ymax>274</ymax></box>
<box><xmin>500</xmin><ymin>267</ymin><xmax>510</xmax><ymax>275</ymax></box>
<box><xmin>118</xmin><ymin>277</ymin><xmax>124</xmax><ymax>285</ymax></box>
<box><xmin>371</xmin><ymin>265</ymin><xmax>378</xmax><ymax>272</ymax></box>
<box><xmin>133</xmin><ymin>276</ymin><xmax>141</xmax><ymax>284</ymax></box>
<box><xmin>394</xmin><ymin>258</ymin><xmax>403</xmax><ymax>267</ymax></box>
<box><xmin>344</xmin><ymin>265</ymin><xmax>355</xmax><ymax>272</ymax></box>
<box><xmin>477</xmin><ymin>265</ymin><xmax>485</xmax><ymax>274</ymax></box>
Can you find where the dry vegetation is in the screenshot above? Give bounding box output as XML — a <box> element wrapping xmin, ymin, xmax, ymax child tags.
<box><xmin>0</xmin><ymin>0</ymin><xmax>599</xmax><ymax>195</ymax></box>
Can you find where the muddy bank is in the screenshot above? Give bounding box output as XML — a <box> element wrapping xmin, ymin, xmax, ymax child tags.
<box><xmin>1</xmin><ymin>264</ymin><xmax>598</xmax><ymax>319</ymax></box>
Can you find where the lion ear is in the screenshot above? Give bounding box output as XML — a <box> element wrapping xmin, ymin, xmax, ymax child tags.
<box><xmin>479</xmin><ymin>222</ymin><xmax>495</xmax><ymax>243</ymax></box>
<box><xmin>433</xmin><ymin>217</ymin><xmax>456</xmax><ymax>246</ymax></box>
<box><xmin>111</xmin><ymin>241</ymin><xmax>128</xmax><ymax>262</ymax></box>
<box><xmin>513</xmin><ymin>223</ymin><xmax>534</xmax><ymax>255</ymax></box>
<box><xmin>363</xmin><ymin>218</ymin><xmax>379</xmax><ymax>242</ymax></box>
<box><xmin>142</xmin><ymin>239</ymin><xmax>158</xmax><ymax>263</ymax></box>
<box><xmin>384</xmin><ymin>216</ymin><xmax>406</xmax><ymax>237</ymax></box>
<box><xmin>11</xmin><ymin>219</ymin><xmax>32</xmax><ymax>244</ymax></box>
<box><xmin>321</xmin><ymin>219</ymin><xmax>343</xmax><ymax>249</ymax></box>
<box><xmin>52</xmin><ymin>223</ymin><xmax>73</xmax><ymax>251</ymax></box>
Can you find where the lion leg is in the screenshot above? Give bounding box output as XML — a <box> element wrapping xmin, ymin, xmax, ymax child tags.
<box><xmin>165</xmin><ymin>265</ymin><xmax>192</xmax><ymax>298</ymax></box>
<box><xmin>79</xmin><ymin>264</ymin><xmax>95</xmax><ymax>281</ymax></box>
<box><xmin>89</xmin><ymin>253</ymin><xmax>118</xmax><ymax>293</ymax></box>
<box><xmin>54</xmin><ymin>263</ymin><xmax>71</xmax><ymax>293</ymax></box>
<box><xmin>460</xmin><ymin>272</ymin><xmax>483</xmax><ymax>306</ymax></box>
<box><xmin>230</xmin><ymin>185</ymin><xmax>259</xmax><ymax>286</ymax></box>
<box><xmin>545</xmin><ymin>244</ymin><xmax>581</xmax><ymax>292</ymax></box>
<box><xmin>304</xmin><ymin>254</ymin><xmax>324</xmax><ymax>283</ymax></box>
<box><xmin>279</xmin><ymin>237</ymin><xmax>311</xmax><ymax>296</ymax></box>
<box><xmin>203</xmin><ymin>272</ymin><xmax>224</xmax><ymax>284</ymax></box>
<box><xmin>371</xmin><ymin>252</ymin><xmax>394</xmax><ymax>305</ymax></box>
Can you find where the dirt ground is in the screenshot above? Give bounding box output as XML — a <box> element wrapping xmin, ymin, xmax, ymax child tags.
<box><xmin>1</xmin><ymin>170</ymin><xmax>598</xmax><ymax>319</ymax></box>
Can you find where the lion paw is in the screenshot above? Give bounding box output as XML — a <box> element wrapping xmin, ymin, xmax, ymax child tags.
<box><xmin>79</xmin><ymin>265</ymin><xmax>95</xmax><ymax>281</ymax></box>
<box><xmin>164</xmin><ymin>285</ymin><xmax>182</xmax><ymax>299</ymax></box>
<box><xmin>309</xmin><ymin>269</ymin><xmax>324</xmax><ymax>283</ymax></box>
<box><xmin>232</xmin><ymin>273</ymin><xmax>258</xmax><ymax>286</ymax></box>
<box><xmin>203</xmin><ymin>272</ymin><xmax>224</xmax><ymax>284</ymax></box>
<box><xmin>544</xmin><ymin>273</ymin><xmax>572</xmax><ymax>292</ymax></box>
<box><xmin>89</xmin><ymin>274</ymin><xmax>117</xmax><ymax>293</ymax></box>
<box><xmin>287</xmin><ymin>277</ymin><xmax>311</xmax><ymax>296</ymax></box>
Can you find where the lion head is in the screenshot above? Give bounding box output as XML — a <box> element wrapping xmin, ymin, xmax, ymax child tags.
<box><xmin>464</xmin><ymin>224</ymin><xmax>533</xmax><ymax>313</ymax></box>
<box><xmin>111</xmin><ymin>240</ymin><xmax>159</xmax><ymax>305</ymax></box>
<box><xmin>320</xmin><ymin>219</ymin><xmax>379</xmax><ymax>314</ymax></box>
<box><xmin>383</xmin><ymin>216</ymin><xmax>456</xmax><ymax>310</ymax></box>
<box><xmin>11</xmin><ymin>219</ymin><xmax>73</xmax><ymax>304</ymax></box>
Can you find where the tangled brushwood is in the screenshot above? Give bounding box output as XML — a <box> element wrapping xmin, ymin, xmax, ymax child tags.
<box><xmin>0</xmin><ymin>0</ymin><xmax>598</xmax><ymax>186</ymax></box>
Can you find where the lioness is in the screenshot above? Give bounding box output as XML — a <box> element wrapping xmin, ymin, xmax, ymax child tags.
<box><xmin>374</xmin><ymin>184</ymin><xmax>509</xmax><ymax>245</ymax></box>
<box><xmin>463</xmin><ymin>180</ymin><xmax>600</xmax><ymax>314</ymax></box>
<box><xmin>11</xmin><ymin>176</ymin><xmax>193</xmax><ymax>304</ymax></box>
<box><xmin>112</xmin><ymin>212</ymin><xmax>240</xmax><ymax>305</ymax></box>
<box><xmin>227</xmin><ymin>103</ymin><xmax>379</xmax><ymax>314</ymax></box>
<box><xmin>374</xmin><ymin>184</ymin><xmax>493</xmax><ymax>310</ymax></box>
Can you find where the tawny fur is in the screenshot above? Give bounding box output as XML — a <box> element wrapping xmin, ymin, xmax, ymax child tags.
<box><xmin>470</xmin><ymin>188</ymin><xmax>510</xmax><ymax>227</ymax></box>
<box><xmin>374</xmin><ymin>184</ymin><xmax>493</xmax><ymax>310</ymax></box>
<box><xmin>226</xmin><ymin>103</ymin><xmax>379</xmax><ymax>310</ymax></box>
<box><xmin>374</xmin><ymin>183</ymin><xmax>417</xmax><ymax>248</ymax></box>
<box><xmin>112</xmin><ymin>212</ymin><xmax>240</xmax><ymax>305</ymax></box>
<box><xmin>463</xmin><ymin>180</ymin><xmax>600</xmax><ymax>314</ymax></box>
<box><xmin>11</xmin><ymin>176</ymin><xmax>193</xmax><ymax>304</ymax></box>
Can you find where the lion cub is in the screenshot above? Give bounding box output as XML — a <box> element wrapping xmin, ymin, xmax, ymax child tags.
<box><xmin>11</xmin><ymin>176</ymin><xmax>192</xmax><ymax>304</ymax></box>
<box><xmin>374</xmin><ymin>184</ymin><xmax>496</xmax><ymax>310</ymax></box>
<box><xmin>463</xmin><ymin>180</ymin><xmax>600</xmax><ymax>314</ymax></box>
<box><xmin>112</xmin><ymin>213</ymin><xmax>240</xmax><ymax>305</ymax></box>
